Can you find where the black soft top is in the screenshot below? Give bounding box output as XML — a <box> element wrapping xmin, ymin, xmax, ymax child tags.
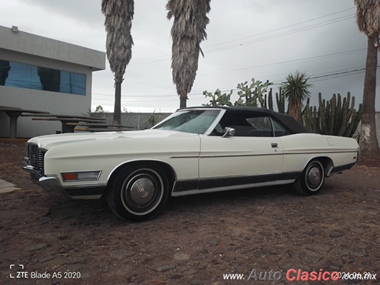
<box><xmin>185</xmin><ymin>106</ymin><xmax>310</xmax><ymax>134</ymax></box>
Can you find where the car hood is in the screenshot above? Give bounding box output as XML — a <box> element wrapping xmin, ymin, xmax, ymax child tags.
<box><xmin>27</xmin><ymin>129</ymin><xmax>198</xmax><ymax>150</ymax></box>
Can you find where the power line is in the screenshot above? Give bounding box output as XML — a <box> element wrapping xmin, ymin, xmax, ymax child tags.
<box><xmin>132</xmin><ymin>8</ymin><xmax>355</xmax><ymax>64</ymax></box>
<box><xmin>92</xmin><ymin>65</ymin><xmax>378</xmax><ymax>101</ymax></box>
<box><xmin>194</xmin><ymin>48</ymin><xmax>366</xmax><ymax>79</ymax></box>
<box><xmin>205</xmin><ymin>15</ymin><xmax>354</xmax><ymax>53</ymax></box>
<box><xmin>204</xmin><ymin>8</ymin><xmax>354</xmax><ymax>49</ymax></box>
<box><xmin>100</xmin><ymin>10</ymin><xmax>360</xmax><ymax>103</ymax></box>
<box><xmin>113</xmin><ymin>48</ymin><xmax>366</xmax><ymax>87</ymax></box>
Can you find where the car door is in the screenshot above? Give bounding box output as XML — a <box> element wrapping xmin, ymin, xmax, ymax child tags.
<box><xmin>198</xmin><ymin>115</ymin><xmax>284</xmax><ymax>191</ymax></box>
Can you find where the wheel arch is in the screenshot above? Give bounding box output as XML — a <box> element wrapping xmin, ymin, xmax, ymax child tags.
<box><xmin>302</xmin><ymin>156</ymin><xmax>334</xmax><ymax>176</ymax></box>
<box><xmin>106</xmin><ymin>160</ymin><xmax>177</xmax><ymax>194</ymax></box>
<box><xmin>294</xmin><ymin>156</ymin><xmax>330</xmax><ymax>195</ymax></box>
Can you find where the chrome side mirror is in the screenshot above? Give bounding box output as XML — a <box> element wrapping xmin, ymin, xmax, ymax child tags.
<box><xmin>222</xmin><ymin>127</ymin><xmax>235</xmax><ymax>138</ymax></box>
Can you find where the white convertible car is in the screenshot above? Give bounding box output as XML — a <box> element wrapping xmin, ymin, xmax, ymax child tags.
<box><xmin>23</xmin><ymin>107</ymin><xmax>359</xmax><ymax>221</ymax></box>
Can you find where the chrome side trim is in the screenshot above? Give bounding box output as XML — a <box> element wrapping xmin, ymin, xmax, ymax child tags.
<box><xmin>171</xmin><ymin>150</ymin><xmax>356</xmax><ymax>159</ymax></box>
<box><xmin>171</xmin><ymin>179</ymin><xmax>295</xmax><ymax>197</ymax></box>
<box><xmin>199</xmin><ymin>153</ymin><xmax>284</xmax><ymax>158</ymax></box>
<box><xmin>170</xmin><ymin>155</ymin><xmax>199</xmax><ymax>159</ymax></box>
<box><xmin>283</xmin><ymin>150</ymin><xmax>357</xmax><ymax>155</ymax></box>
<box><xmin>70</xmin><ymin>195</ymin><xmax>102</xmax><ymax>200</ymax></box>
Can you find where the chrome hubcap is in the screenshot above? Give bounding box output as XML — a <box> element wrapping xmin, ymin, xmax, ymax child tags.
<box><xmin>307</xmin><ymin>166</ymin><xmax>321</xmax><ymax>189</ymax></box>
<box><xmin>128</xmin><ymin>177</ymin><xmax>155</xmax><ymax>205</ymax></box>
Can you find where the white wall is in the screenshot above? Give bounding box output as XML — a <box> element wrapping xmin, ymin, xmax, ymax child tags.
<box><xmin>0</xmin><ymin>25</ymin><xmax>104</xmax><ymax>71</ymax></box>
<box><xmin>0</xmin><ymin>86</ymin><xmax>91</xmax><ymax>137</ymax></box>
<box><xmin>0</xmin><ymin>25</ymin><xmax>105</xmax><ymax>138</ymax></box>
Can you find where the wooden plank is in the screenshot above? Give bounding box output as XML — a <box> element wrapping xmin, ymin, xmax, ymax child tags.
<box><xmin>21</xmin><ymin>113</ymin><xmax>104</xmax><ymax>120</ymax></box>
<box><xmin>31</xmin><ymin>117</ymin><xmax>106</xmax><ymax>123</ymax></box>
<box><xmin>0</xmin><ymin>108</ymin><xmax>49</xmax><ymax>114</ymax></box>
<box><xmin>66</xmin><ymin>122</ymin><xmax>132</xmax><ymax>128</ymax></box>
<box><xmin>86</xmin><ymin>128</ymin><xmax>133</xmax><ymax>132</ymax></box>
<box><xmin>74</xmin><ymin>127</ymin><xmax>87</xmax><ymax>131</ymax></box>
<box><xmin>31</xmin><ymin>117</ymin><xmax>52</xmax><ymax>121</ymax></box>
<box><xmin>0</xmin><ymin>106</ymin><xmax>22</xmax><ymax>110</ymax></box>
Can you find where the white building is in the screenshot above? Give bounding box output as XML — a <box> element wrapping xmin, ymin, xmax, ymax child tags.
<box><xmin>0</xmin><ymin>25</ymin><xmax>105</xmax><ymax>138</ymax></box>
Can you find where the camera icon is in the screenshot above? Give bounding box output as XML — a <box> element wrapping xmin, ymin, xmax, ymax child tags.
<box><xmin>9</xmin><ymin>264</ymin><xmax>27</xmax><ymax>279</ymax></box>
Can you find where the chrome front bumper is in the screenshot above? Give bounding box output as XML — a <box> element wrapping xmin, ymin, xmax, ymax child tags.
<box><xmin>22</xmin><ymin>164</ymin><xmax>66</xmax><ymax>196</ymax></box>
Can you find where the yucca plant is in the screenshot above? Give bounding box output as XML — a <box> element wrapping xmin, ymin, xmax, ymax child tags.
<box><xmin>282</xmin><ymin>71</ymin><xmax>312</xmax><ymax>122</ymax></box>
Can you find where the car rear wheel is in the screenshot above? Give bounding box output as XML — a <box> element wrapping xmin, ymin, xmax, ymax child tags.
<box><xmin>294</xmin><ymin>160</ymin><xmax>325</xmax><ymax>196</ymax></box>
<box><xmin>107</xmin><ymin>163</ymin><xmax>169</xmax><ymax>222</ymax></box>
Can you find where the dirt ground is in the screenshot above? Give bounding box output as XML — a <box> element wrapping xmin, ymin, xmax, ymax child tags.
<box><xmin>0</xmin><ymin>140</ymin><xmax>379</xmax><ymax>285</ymax></box>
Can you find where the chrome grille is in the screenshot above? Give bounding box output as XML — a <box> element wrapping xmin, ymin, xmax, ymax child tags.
<box><xmin>27</xmin><ymin>143</ymin><xmax>46</xmax><ymax>175</ymax></box>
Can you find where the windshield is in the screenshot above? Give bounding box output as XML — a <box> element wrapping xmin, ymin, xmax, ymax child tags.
<box><xmin>153</xmin><ymin>109</ymin><xmax>221</xmax><ymax>134</ymax></box>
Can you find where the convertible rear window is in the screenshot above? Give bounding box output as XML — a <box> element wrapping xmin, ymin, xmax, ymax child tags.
<box><xmin>153</xmin><ymin>109</ymin><xmax>220</xmax><ymax>134</ymax></box>
<box><xmin>271</xmin><ymin>120</ymin><xmax>290</xmax><ymax>136</ymax></box>
<box><xmin>246</xmin><ymin>117</ymin><xmax>290</xmax><ymax>136</ymax></box>
<box><xmin>215</xmin><ymin>111</ymin><xmax>290</xmax><ymax>137</ymax></box>
<box><xmin>246</xmin><ymin>117</ymin><xmax>272</xmax><ymax>131</ymax></box>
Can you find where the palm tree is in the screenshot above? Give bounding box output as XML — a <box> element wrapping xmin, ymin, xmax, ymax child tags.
<box><xmin>166</xmin><ymin>0</ymin><xmax>211</xmax><ymax>108</ymax></box>
<box><xmin>354</xmin><ymin>0</ymin><xmax>380</xmax><ymax>156</ymax></box>
<box><xmin>101</xmin><ymin>0</ymin><xmax>134</xmax><ymax>124</ymax></box>
<box><xmin>282</xmin><ymin>71</ymin><xmax>312</xmax><ymax>122</ymax></box>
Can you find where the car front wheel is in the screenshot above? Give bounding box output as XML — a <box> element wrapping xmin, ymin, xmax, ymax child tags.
<box><xmin>107</xmin><ymin>163</ymin><xmax>170</xmax><ymax>222</ymax></box>
<box><xmin>294</xmin><ymin>160</ymin><xmax>325</xmax><ymax>195</ymax></box>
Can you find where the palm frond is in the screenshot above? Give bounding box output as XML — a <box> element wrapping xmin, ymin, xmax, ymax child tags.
<box><xmin>102</xmin><ymin>0</ymin><xmax>134</xmax><ymax>82</ymax></box>
<box><xmin>354</xmin><ymin>0</ymin><xmax>380</xmax><ymax>46</ymax></box>
<box><xmin>166</xmin><ymin>0</ymin><xmax>211</xmax><ymax>107</ymax></box>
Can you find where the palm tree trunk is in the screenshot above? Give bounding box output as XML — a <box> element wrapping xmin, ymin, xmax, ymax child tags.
<box><xmin>179</xmin><ymin>93</ymin><xmax>187</xmax><ymax>109</ymax></box>
<box><xmin>288</xmin><ymin>99</ymin><xmax>304</xmax><ymax>122</ymax></box>
<box><xmin>288</xmin><ymin>103</ymin><xmax>301</xmax><ymax>122</ymax></box>
<box><xmin>102</xmin><ymin>0</ymin><xmax>134</xmax><ymax>126</ymax></box>
<box><xmin>360</xmin><ymin>36</ymin><xmax>379</xmax><ymax>156</ymax></box>
<box><xmin>166</xmin><ymin>0</ymin><xmax>210</xmax><ymax>110</ymax></box>
<box><xmin>113</xmin><ymin>81</ymin><xmax>122</xmax><ymax>125</ymax></box>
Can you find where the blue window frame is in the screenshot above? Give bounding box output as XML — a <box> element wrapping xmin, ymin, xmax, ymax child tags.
<box><xmin>0</xmin><ymin>59</ymin><xmax>86</xmax><ymax>95</ymax></box>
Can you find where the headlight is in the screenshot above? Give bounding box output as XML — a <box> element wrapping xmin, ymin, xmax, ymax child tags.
<box><xmin>22</xmin><ymin>157</ymin><xmax>30</xmax><ymax>166</ymax></box>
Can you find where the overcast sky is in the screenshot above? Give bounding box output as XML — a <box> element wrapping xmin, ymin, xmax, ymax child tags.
<box><xmin>0</xmin><ymin>0</ymin><xmax>379</xmax><ymax>112</ymax></box>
